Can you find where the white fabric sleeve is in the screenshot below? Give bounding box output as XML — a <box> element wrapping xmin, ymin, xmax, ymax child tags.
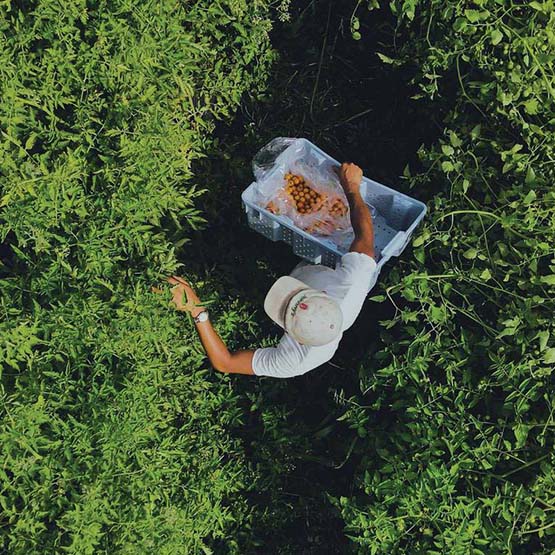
<box><xmin>252</xmin><ymin>334</ymin><xmax>338</xmax><ymax>378</ymax></box>
<box><xmin>335</xmin><ymin>252</ymin><xmax>378</xmax><ymax>330</ymax></box>
<box><xmin>338</xmin><ymin>252</ymin><xmax>378</xmax><ymax>289</ymax></box>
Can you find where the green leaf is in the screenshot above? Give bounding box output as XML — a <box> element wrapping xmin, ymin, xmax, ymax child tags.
<box><xmin>540</xmin><ymin>275</ymin><xmax>555</xmax><ymax>285</ymax></box>
<box><xmin>490</xmin><ymin>29</ymin><xmax>503</xmax><ymax>45</ymax></box>
<box><xmin>413</xmin><ymin>233</ymin><xmax>427</xmax><ymax>247</ymax></box>
<box><xmin>441</xmin><ymin>144</ymin><xmax>454</xmax><ymax>156</ymax></box>
<box><xmin>523</xmin><ymin>190</ymin><xmax>537</xmax><ymax>204</ymax></box>
<box><xmin>513</xmin><ymin>424</ymin><xmax>529</xmax><ymax>448</ymax></box>
<box><xmin>524</xmin><ymin>98</ymin><xmax>539</xmax><ymax>115</ymax></box>
<box><xmin>414</xmin><ymin>248</ymin><xmax>425</xmax><ymax>263</ymax></box>
<box><xmin>538</xmin><ymin>330</ymin><xmax>550</xmax><ymax>352</ymax></box>
<box><xmin>377</xmin><ymin>52</ymin><xmax>395</xmax><ymax>64</ymax></box>
<box><xmin>525</xmin><ymin>166</ymin><xmax>536</xmax><ymax>185</ymax></box>
<box><xmin>542</xmin><ymin>348</ymin><xmax>555</xmax><ymax>364</ymax></box>
<box><xmin>498</xmin><ymin>326</ymin><xmax>518</xmax><ymax>339</ymax></box>
<box><xmin>25</xmin><ymin>133</ymin><xmax>38</xmax><ymax>151</ymax></box>
<box><xmin>403</xmin><ymin>287</ymin><xmax>417</xmax><ymax>301</ymax></box>
<box><xmin>429</xmin><ymin>304</ymin><xmax>446</xmax><ymax>323</ymax></box>
<box><xmin>449</xmin><ymin>131</ymin><xmax>462</xmax><ymax>147</ymax></box>
<box><xmin>463</xmin><ymin>248</ymin><xmax>478</xmax><ymax>260</ymax></box>
<box><xmin>453</xmin><ymin>17</ymin><xmax>468</xmax><ymax>32</ymax></box>
<box><xmin>464</xmin><ymin>9</ymin><xmax>482</xmax><ymax>22</ymax></box>
<box><xmin>480</xmin><ymin>268</ymin><xmax>492</xmax><ymax>281</ymax></box>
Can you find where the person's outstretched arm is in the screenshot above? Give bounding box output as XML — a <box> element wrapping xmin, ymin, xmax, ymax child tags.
<box><xmin>166</xmin><ymin>277</ymin><xmax>255</xmax><ymax>375</ymax></box>
<box><xmin>337</xmin><ymin>162</ymin><xmax>375</xmax><ymax>259</ymax></box>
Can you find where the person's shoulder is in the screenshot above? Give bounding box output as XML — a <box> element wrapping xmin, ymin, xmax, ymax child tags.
<box><xmin>333</xmin><ymin>252</ymin><xmax>378</xmax><ymax>291</ymax></box>
<box><xmin>279</xmin><ymin>333</ymin><xmax>340</xmax><ymax>370</ymax></box>
<box><xmin>295</xmin><ymin>337</ymin><xmax>341</xmax><ymax>375</ymax></box>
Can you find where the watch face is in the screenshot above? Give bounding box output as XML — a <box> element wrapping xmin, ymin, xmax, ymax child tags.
<box><xmin>196</xmin><ymin>311</ymin><xmax>209</xmax><ymax>322</ymax></box>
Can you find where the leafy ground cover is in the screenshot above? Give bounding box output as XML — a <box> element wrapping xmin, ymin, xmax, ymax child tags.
<box><xmin>0</xmin><ymin>1</ymin><xmax>276</xmax><ymax>553</ymax></box>
<box><xmin>333</xmin><ymin>2</ymin><xmax>555</xmax><ymax>554</ymax></box>
<box><xmin>2</xmin><ymin>0</ymin><xmax>555</xmax><ymax>554</ymax></box>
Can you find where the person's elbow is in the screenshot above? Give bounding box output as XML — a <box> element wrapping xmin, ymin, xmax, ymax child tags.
<box><xmin>211</xmin><ymin>353</ymin><xmax>232</xmax><ymax>373</ymax></box>
<box><xmin>209</xmin><ymin>350</ymin><xmax>255</xmax><ymax>375</ymax></box>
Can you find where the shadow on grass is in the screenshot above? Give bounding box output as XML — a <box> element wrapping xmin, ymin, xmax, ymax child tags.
<box><xmin>182</xmin><ymin>1</ymin><xmax>443</xmax><ymax>553</ymax></box>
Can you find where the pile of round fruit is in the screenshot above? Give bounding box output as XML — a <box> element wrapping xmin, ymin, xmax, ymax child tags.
<box><xmin>264</xmin><ymin>171</ymin><xmax>349</xmax><ymax>236</ymax></box>
<box><xmin>283</xmin><ymin>172</ymin><xmax>324</xmax><ymax>214</ymax></box>
<box><xmin>329</xmin><ymin>197</ymin><xmax>348</xmax><ymax>217</ymax></box>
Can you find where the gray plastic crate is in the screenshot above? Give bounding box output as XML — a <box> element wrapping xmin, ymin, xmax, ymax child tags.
<box><xmin>241</xmin><ymin>139</ymin><xmax>427</xmax><ymax>271</ymax></box>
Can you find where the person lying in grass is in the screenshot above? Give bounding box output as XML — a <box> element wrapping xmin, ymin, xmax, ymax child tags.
<box><xmin>168</xmin><ymin>162</ymin><xmax>377</xmax><ymax>378</ymax></box>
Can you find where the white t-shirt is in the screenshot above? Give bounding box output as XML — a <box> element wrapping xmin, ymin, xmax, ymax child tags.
<box><xmin>252</xmin><ymin>252</ymin><xmax>378</xmax><ymax>378</ymax></box>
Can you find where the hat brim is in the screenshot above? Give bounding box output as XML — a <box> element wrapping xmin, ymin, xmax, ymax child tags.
<box><xmin>264</xmin><ymin>276</ymin><xmax>308</xmax><ymax>328</ymax></box>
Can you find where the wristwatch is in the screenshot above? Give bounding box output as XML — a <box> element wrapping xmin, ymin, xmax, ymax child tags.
<box><xmin>193</xmin><ymin>310</ymin><xmax>209</xmax><ymax>324</ymax></box>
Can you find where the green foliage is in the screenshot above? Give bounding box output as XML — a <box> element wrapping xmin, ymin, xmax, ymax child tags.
<box><xmin>0</xmin><ymin>1</ymin><xmax>274</xmax><ymax>553</ymax></box>
<box><xmin>3</xmin><ymin>0</ymin><xmax>555</xmax><ymax>552</ymax></box>
<box><xmin>333</xmin><ymin>1</ymin><xmax>555</xmax><ymax>553</ymax></box>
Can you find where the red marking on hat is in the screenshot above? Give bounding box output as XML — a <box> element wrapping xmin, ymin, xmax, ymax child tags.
<box><xmin>299</xmin><ymin>302</ymin><xmax>308</xmax><ymax>310</ymax></box>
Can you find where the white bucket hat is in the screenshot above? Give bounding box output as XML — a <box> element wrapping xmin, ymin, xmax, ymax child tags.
<box><xmin>264</xmin><ymin>276</ymin><xmax>343</xmax><ymax>346</ymax></box>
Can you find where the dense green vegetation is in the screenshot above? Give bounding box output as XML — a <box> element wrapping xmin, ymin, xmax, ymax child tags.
<box><xmin>335</xmin><ymin>2</ymin><xmax>555</xmax><ymax>553</ymax></box>
<box><xmin>0</xmin><ymin>1</ymin><xmax>275</xmax><ymax>553</ymax></box>
<box><xmin>2</xmin><ymin>0</ymin><xmax>554</xmax><ymax>554</ymax></box>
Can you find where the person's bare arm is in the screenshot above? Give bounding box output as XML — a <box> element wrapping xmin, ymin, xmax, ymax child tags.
<box><xmin>166</xmin><ymin>277</ymin><xmax>255</xmax><ymax>375</ymax></box>
<box><xmin>337</xmin><ymin>162</ymin><xmax>375</xmax><ymax>259</ymax></box>
<box><xmin>193</xmin><ymin>322</ymin><xmax>255</xmax><ymax>375</ymax></box>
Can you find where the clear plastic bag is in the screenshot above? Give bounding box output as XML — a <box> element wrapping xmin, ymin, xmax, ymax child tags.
<box><xmin>252</xmin><ymin>137</ymin><xmax>297</xmax><ymax>182</ymax></box>
<box><xmin>252</xmin><ymin>138</ymin><xmax>353</xmax><ymax>245</ymax></box>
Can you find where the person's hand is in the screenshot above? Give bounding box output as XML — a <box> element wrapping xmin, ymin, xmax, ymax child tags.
<box><xmin>336</xmin><ymin>162</ymin><xmax>363</xmax><ymax>196</ymax></box>
<box><xmin>165</xmin><ymin>276</ymin><xmax>205</xmax><ymax>318</ymax></box>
